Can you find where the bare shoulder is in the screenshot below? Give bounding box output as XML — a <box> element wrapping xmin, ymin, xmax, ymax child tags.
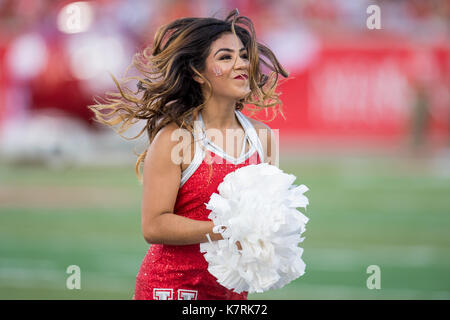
<box><xmin>245</xmin><ymin>116</ymin><xmax>275</xmax><ymax>141</ymax></box>
<box><xmin>246</xmin><ymin>117</ymin><xmax>272</xmax><ymax>133</ymax></box>
<box><xmin>146</xmin><ymin>122</ymin><xmax>191</xmax><ymax>164</ymax></box>
<box><xmin>245</xmin><ymin>116</ymin><xmax>277</xmax><ymax>165</ymax></box>
<box><xmin>146</xmin><ymin>122</ymin><xmax>194</xmax><ymax>172</ymax></box>
<box><xmin>148</xmin><ymin>122</ymin><xmax>182</xmax><ymax>153</ymax></box>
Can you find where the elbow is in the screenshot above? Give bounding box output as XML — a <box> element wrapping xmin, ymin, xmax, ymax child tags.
<box><xmin>142</xmin><ymin>231</ymin><xmax>154</xmax><ymax>244</ymax></box>
<box><xmin>143</xmin><ymin>230</ymin><xmax>164</xmax><ymax>245</ymax></box>
<box><xmin>142</xmin><ymin>211</ymin><xmax>174</xmax><ymax>244</ymax></box>
<box><xmin>142</xmin><ymin>223</ymin><xmax>163</xmax><ymax>245</ymax></box>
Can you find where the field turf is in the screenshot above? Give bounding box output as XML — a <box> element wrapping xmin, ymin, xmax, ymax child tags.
<box><xmin>1</xmin><ymin>152</ymin><xmax>449</xmax><ymax>299</ymax></box>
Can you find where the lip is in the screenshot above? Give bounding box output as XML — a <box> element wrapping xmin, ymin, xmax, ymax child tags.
<box><xmin>234</xmin><ymin>74</ymin><xmax>248</xmax><ymax>80</ymax></box>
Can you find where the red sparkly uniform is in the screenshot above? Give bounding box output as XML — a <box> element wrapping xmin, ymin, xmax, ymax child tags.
<box><xmin>133</xmin><ymin>110</ymin><xmax>265</xmax><ymax>300</ymax></box>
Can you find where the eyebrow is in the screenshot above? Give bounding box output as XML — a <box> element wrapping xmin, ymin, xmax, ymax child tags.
<box><xmin>214</xmin><ymin>47</ymin><xmax>247</xmax><ymax>57</ymax></box>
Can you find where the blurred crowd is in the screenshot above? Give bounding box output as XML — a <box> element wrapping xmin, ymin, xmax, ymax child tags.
<box><xmin>0</xmin><ymin>0</ymin><xmax>448</xmax><ymax>167</ymax></box>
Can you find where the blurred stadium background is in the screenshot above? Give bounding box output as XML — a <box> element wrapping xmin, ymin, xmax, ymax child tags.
<box><xmin>0</xmin><ymin>0</ymin><xmax>449</xmax><ymax>300</ymax></box>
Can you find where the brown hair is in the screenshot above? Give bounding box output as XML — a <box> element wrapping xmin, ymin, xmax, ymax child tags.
<box><xmin>88</xmin><ymin>9</ymin><xmax>289</xmax><ymax>181</ymax></box>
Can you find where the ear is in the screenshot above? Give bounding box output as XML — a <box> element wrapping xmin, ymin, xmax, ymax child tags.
<box><xmin>190</xmin><ymin>64</ymin><xmax>206</xmax><ymax>85</ymax></box>
<box><xmin>193</xmin><ymin>74</ymin><xmax>205</xmax><ymax>84</ymax></box>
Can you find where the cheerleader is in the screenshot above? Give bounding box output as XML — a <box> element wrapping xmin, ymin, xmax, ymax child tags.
<box><xmin>89</xmin><ymin>9</ymin><xmax>288</xmax><ymax>300</ymax></box>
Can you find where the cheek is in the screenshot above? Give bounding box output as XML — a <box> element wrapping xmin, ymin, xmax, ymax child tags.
<box><xmin>212</xmin><ymin>66</ymin><xmax>223</xmax><ymax>77</ymax></box>
<box><xmin>210</xmin><ymin>61</ymin><xmax>234</xmax><ymax>78</ymax></box>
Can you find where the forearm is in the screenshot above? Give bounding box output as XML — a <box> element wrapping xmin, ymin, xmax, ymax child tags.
<box><xmin>143</xmin><ymin>212</ymin><xmax>223</xmax><ymax>245</ymax></box>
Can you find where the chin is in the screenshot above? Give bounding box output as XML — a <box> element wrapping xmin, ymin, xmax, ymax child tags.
<box><xmin>232</xmin><ymin>89</ymin><xmax>251</xmax><ymax>101</ymax></box>
<box><xmin>216</xmin><ymin>87</ymin><xmax>250</xmax><ymax>102</ymax></box>
<box><xmin>231</xmin><ymin>95</ymin><xmax>248</xmax><ymax>102</ymax></box>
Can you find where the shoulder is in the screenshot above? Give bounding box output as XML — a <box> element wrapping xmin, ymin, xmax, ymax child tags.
<box><xmin>243</xmin><ymin>115</ymin><xmax>277</xmax><ymax>165</ymax></box>
<box><xmin>145</xmin><ymin>122</ymin><xmax>193</xmax><ymax>168</ymax></box>
<box><xmin>246</xmin><ymin>116</ymin><xmax>272</xmax><ymax>134</ymax></box>
<box><xmin>149</xmin><ymin>122</ymin><xmax>182</xmax><ymax>152</ymax></box>
<box><xmin>152</xmin><ymin>121</ymin><xmax>194</xmax><ymax>148</ymax></box>
<box><xmin>244</xmin><ymin>115</ymin><xmax>275</xmax><ymax>144</ymax></box>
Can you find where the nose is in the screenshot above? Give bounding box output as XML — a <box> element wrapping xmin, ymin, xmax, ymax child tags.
<box><xmin>232</xmin><ymin>55</ymin><xmax>249</xmax><ymax>70</ymax></box>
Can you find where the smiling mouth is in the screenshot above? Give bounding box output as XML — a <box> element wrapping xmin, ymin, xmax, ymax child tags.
<box><xmin>234</xmin><ymin>74</ymin><xmax>248</xmax><ymax>80</ymax></box>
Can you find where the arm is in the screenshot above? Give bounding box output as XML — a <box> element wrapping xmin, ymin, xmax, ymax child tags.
<box><xmin>141</xmin><ymin>124</ymin><xmax>223</xmax><ymax>245</ymax></box>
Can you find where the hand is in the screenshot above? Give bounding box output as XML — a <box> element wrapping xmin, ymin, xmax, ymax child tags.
<box><xmin>209</xmin><ymin>224</ymin><xmax>227</xmax><ymax>241</ymax></box>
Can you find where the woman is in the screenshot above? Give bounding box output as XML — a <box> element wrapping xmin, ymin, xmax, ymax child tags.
<box><xmin>89</xmin><ymin>9</ymin><xmax>288</xmax><ymax>300</ymax></box>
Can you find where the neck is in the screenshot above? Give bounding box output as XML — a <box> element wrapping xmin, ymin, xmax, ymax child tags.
<box><xmin>200</xmin><ymin>96</ymin><xmax>240</xmax><ymax>130</ymax></box>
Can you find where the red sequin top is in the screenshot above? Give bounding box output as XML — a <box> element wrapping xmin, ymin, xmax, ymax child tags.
<box><xmin>133</xmin><ymin>110</ymin><xmax>265</xmax><ymax>300</ymax></box>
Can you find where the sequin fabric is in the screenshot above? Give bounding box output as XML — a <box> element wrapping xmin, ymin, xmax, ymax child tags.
<box><xmin>133</xmin><ymin>149</ymin><xmax>261</xmax><ymax>300</ymax></box>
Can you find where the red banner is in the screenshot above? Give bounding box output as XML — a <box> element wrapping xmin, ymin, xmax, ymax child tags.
<box><xmin>247</xmin><ymin>39</ymin><xmax>450</xmax><ymax>148</ymax></box>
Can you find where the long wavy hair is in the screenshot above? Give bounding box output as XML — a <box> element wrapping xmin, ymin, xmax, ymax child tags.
<box><xmin>88</xmin><ymin>9</ymin><xmax>289</xmax><ymax>181</ymax></box>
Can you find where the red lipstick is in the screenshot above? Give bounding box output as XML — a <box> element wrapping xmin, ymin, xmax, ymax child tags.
<box><xmin>234</xmin><ymin>74</ymin><xmax>248</xmax><ymax>80</ymax></box>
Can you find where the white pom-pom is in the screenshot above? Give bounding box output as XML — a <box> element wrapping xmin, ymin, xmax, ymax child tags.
<box><xmin>200</xmin><ymin>163</ymin><xmax>310</xmax><ymax>294</ymax></box>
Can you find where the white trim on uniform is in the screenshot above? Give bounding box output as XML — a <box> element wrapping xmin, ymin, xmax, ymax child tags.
<box><xmin>179</xmin><ymin>110</ymin><xmax>265</xmax><ymax>188</ymax></box>
<box><xmin>179</xmin><ymin>118</ymin><xmax>205</xmax><ymax>187</ymax></box>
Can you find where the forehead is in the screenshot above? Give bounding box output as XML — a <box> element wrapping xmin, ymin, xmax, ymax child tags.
<box><xmin>209</xmin><ymin>32</ymin><xmax>245</xmax><ymax>53</ymax></box>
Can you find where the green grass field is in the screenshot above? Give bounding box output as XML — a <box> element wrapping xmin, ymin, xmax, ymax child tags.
<box><xmin>1</xmin><ymin>152</ymin><xmax>449</xmax><ymax>299</ymax></box>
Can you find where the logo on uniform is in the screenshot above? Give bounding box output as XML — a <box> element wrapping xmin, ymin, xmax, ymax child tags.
<box><xmin>153</xmin><ymin>288</ymin><xmax>198</xmax><ymax>300</ymax></box>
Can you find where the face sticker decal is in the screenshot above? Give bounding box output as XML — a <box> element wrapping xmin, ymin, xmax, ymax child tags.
<box><xmin>213</xmin><ymin>66</ymin><xmax>223</xmax><ymax>77</ymax></box>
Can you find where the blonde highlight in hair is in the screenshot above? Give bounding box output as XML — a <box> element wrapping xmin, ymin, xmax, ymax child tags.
<box><xmin>88</xmin><ymin>9</ymin><xmax>289</xmax><ymax>182</ymax></box>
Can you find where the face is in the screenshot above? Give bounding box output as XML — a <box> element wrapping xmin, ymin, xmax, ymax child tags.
<box><xmin>196</xmin><ymin>32</ymin><xmax>250</xmax><ymax>101</ymax></box>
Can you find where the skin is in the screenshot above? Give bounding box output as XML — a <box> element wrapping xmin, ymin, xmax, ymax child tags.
<box><xmin>193</xmin><ymin>32</ymin><xmax>251</xmax><ymax>159</ymax></box>
<box><xmin>141</xmin><ymin>32</ymin><xmax>277</xmax><ymax>246</ymax></box>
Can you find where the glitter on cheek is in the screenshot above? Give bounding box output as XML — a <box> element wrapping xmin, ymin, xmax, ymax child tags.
<box><xmin>213</xmin><ymin>66</ymin><xmax>223</xmax><ymax>76</ymax></box>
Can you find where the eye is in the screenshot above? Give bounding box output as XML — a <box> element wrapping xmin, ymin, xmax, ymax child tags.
<box><xmin>218</xmin><ymin>53</ymin><xmax>249</xmax><ymax>61</ymax></box>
